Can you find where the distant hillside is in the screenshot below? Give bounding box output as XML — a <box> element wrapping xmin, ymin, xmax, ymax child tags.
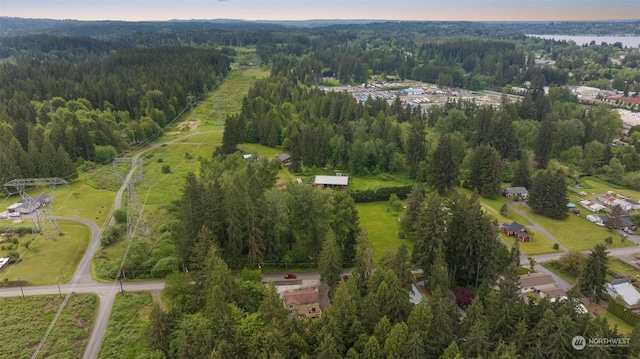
<box><xmin>2</xmin><ymin>17</ymin><xmax>638</xmax><ymax>39</ymax></box>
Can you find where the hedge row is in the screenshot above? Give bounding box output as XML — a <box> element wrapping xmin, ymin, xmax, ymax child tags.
<box><xmin>348</xmin><ymin>185</ymin><xmax>413</xmax><ymax>203</ymax></box>
<box><xmin>607</xmin><ymin>299</ymin><xmax>640</xmax><ymax>327</ymax></box>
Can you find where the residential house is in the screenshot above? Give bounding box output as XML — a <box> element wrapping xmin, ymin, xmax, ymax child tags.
<box><xmin>519</xmin><ymin>272</ymin><xmax>565</xmax><ymax>299</ymax></box>
<box><xmin>282</xmin><ymin>287</ymin><xmax>322</xmax><ymax>319</ymax></box>
<box><xmin>501</xmin><ymin>221</ymin><xmax>532</xmax><ymax>242</ymax></box>
<box><xmin>598</xmin><ymin>213</ymin><xmax>636</xmax><ymax>231</ymax></box>
<box><xmin>598</xmin><ymin>194</ymin><xmax>617</xmax><ymax>206</ymax></box>
<box><xmin>623</xmin><ymin>199</ymin><xmax>640</xmax><ymax>211</ymax></box>
<box><xmin>313</xmin><ymin>175</ymin><xmax>349</xmax><ymax>190</ymax></box>
<box><xmin>502</xmin><ymin>187</ymin><xmax>528</xmax><ymax>200</ymax></box>
<box><xmin>579</xmin><ymin>200</ymin><xmax>606</xmax><ymax>212</ymax></box>
<box><xmin>275</xmin><ymin>153</ymin><xmax>292</xmax><ymax>164</ymax></box>
<box><xmin>606</xmin><ymin>279</ymin><xmax>640</xmax><ymax>309</ymax></box>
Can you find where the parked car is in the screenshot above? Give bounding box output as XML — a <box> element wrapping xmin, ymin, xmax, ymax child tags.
<box><xmin>8</xmin><ymin>212</ymin><xmax>21</xmax><ymax>217</ymax></box>
<box><xmin>342</xmin><ymin>274</ymin><xmax>350</xmax><ymax>280</ymax></box>
<box><xmin>284</xmin><ymin>273</ymin><xmax>297</xmax><ymax>279</ymax></box>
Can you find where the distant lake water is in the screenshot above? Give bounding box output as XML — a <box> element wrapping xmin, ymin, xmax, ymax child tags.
<box><xmin>527</xmin><ymin>34</ymin><xmax>640</xmax><ymax>48</ymax></box>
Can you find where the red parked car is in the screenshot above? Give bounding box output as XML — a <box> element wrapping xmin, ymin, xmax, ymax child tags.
<box><xmin>284</xmin><ymin>273</ymin><xmax>297</xmax><ymax>279</ymax></box>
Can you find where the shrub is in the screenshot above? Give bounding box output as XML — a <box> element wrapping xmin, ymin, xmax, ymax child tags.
<box><xmin>161</xmin><ymin>164</ymin><xmax>171</xmax><ymax>174</ymax></box>
<box><xmin>150</xmin><ymin>256</ymin><xmax>180</xmax><ymax>278</ymax></box>
<box><xmin>553</xmin><ymin>243</ymin><xmax>560</xmax><ymax>250</ymax></box>
<box><xmin>157</xmin><ymin>158</ymin><xmax>164</xmax><ymax>163</ymax></box>
<box><xmin>604</xmin><ymin>236</ymin><xmax>613</xmax><ymax>244</ymax></box>
<box><xmin>452</xmin><ymin>287</ymin><xmax>476</xmax><ymax>308</ymax></box>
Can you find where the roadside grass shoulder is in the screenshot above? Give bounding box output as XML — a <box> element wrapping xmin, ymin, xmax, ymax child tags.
<box><xmin>356</xmin><ymin>201</ymin><xmax>412</xmax><ymax>263</ymax></box>
<box><xmin>99</xmin><ymin>292</ymin><xmax>154</xmax><ymax>359</ymax></box>
<box><xmin>0</xmin><ymin>220</ymin><xmax>90</xmax><ymax>285</ymax></box>
<box><xmin>0</xmin><ymin>294</ymin><xmax>97</xmax><ymax>358</ymax></box>
<box><xmin>542</xmin><ymin>260</ymin><xmax>577</xmax><ymax>285</ymax></box>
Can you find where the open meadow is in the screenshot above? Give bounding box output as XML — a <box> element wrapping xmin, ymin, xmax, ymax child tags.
<box><xmin>356</xmin><ymin>201</ymin><xmax>412</xmax><ymax>263</ymax></box>
<box><xmin>0</xmin><ymin>220</ymin><xmax>90</xmax><ymax>285</ymax></box>
<box><xmin>99</xmin><ymin>292</ymin><xmax>154</xmax><ymax>358</ymax></box>
<box><xmin>0</xmin><ymin>294</ymin><xmax>97</xmax><ymax>358</ymax></box>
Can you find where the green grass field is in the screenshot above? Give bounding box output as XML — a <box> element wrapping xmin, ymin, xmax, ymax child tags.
<box><xmin>577</xmin><ymin>176</ymin><xmax>640</xmax><ymax>200</ymax></box>
<box><xmin>523</xmin><ymin>209</ymin><xmax>635</xmax><ymax>252</ymax></box>
<box><xmin>599</xmin><ymin>310</ymin><xmax>635</xmax><ymax>335</ymax></box>
<box><xmin>0</xmin><ymin>220</ymin><xmax>90</xmax><ymax>285</ymax></box>
<box><xmin>356</xmin><ymin>201</ymin><xmax>412</xmax><ymax>263</ymax></box>
<box><xmin>606</xmin><ymin>258</ymin><xmax>640</xmax><ymax>284</ymax></box>
<box><xmin>348</xmin><ymin>173</ymin><xmax>414</xmax><ymax>191</ymax></box>
<box><xmin>0</xmin><ymin>294</ymin><xmax>97</xmax><ymax>358</ymax></box>
<box><xmin>99</xmin><ymin>292</ymin><xmax>154</xmax><ymax>358</ymax></box>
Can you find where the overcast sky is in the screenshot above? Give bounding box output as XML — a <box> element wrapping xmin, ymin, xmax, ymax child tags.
<box><xmin>1</xmin><ymin>0</ymin><xmax>638</xmax><ymax>22</ymax></box>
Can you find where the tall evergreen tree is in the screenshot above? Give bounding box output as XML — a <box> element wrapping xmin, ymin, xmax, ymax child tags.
<box><xmin>527</xmin><ymin>169</ymin><xmax>568</xmax><ymax>219</ymax></box>
<box><xmin>578</xmin><ymin>244</ymin><xmax>609</xmax><ymax>303</ymax></box>
<box><xmin>469</xmin><ymin>144</ymin><xmax>503</xmax><ymax>199</ymax></box>
<box><xmin>403</xmin><ymin>184</ymin><xmax>425</xmax><ymax>237</ymax></box>
<box><xmin>534</xmin><ymin>114</ymin><xmax>555</xmax><ymax>169</ymax></box>
<box><xmin>405</xmin><ymin>117</ymin><xmax>427</xmax><ymax>178</ymax></box>
<box><xmin>412</xmin><ymin>192</ymin><xmax>447</xmax><ymax>275</ymax></box>
<box><xmin>429</xmin><ymin>133</ymin><xmax>460</xmax><ymax>196</ymax></box>
<box><xmin>511</xmin><ymin>151</ymin><xmax>533</xmax><ymax>189</ymax></box>
<box><xmin>319</xmin><ymin>229</ymin><xmax>343</xmax><ymax>298</ymax></box>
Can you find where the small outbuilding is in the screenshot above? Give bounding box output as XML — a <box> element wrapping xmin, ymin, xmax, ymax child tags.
<box><xmin>313</xmin><ymin>175</ymin><xmax>349</xmax><ymax>190</ymax></box>
<box><xmin>275</xmin><ymin>153</ymin><xmax>292</xmax><ymax>164</ymax></box>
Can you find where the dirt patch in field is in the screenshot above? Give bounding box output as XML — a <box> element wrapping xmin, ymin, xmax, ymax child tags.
<box><xmin>276</xmin><ymin>180</ymin><xmax>287</xmax><ymax>189</ymax></box>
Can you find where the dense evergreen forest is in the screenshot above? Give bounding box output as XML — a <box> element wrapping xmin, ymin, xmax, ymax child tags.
<box><xmin>1</xmin><ymin>18</ymin><xmax>640</xmax><ymax>358</ymax></box>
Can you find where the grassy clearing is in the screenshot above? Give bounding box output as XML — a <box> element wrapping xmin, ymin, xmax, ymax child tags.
<box><xmin>136</xmin><ymin>141</ymin><xmax>221</xmax><ymax>215</ymax></box>
<box><xmin>0</xmin><ymin>220</ymin><xmax>90</xmax><ymax>285</ymax></box>
<box><xmin>348</xmin><ymin>174</ymin><xmax>414</xmax><ymax>192</ymax></box>
<box><xmin>500</xmin><ymin>232</ymin><xmax>560</xmax><ymax>256</ymax></box>
<box><xmin>0</xmin><ymin>294</ymin><xmax>97</xmax><ymax>358</ymax></box>
<box><xmin>577</xmin><ymin>176</ymin><xmax>640</xmax><ymax>200</ymax></box>
<box><xmin>542</xmin><ymin>260</ymin><xmax>578</xmax><ymax>285</ymax></box>
<box><xmin>54</xmin><ymin>181</ymin><xmax>116</xmax><ymax>226</ymax></box>
<box><xmin>523</xmin><ymin>209</ymin><xmax>634</xmax><ymax>251</ymax></box>
<box><xmin>240</xmin><ymin>143</ymin><xmax>283</xmax><ymax>159</ymax></box>
<box><xmin>599</xmin><ymin>310</ymin><xmax>635</xmax><ymax>335</ymax></box>
<box><xmin>356</xmin><ymin>201</ymin><xmax>412</xmax><ymax>263</ymax></box>
<box><xmin>99</xmin><ymin>292</ymin><xmax>154</xmax><ymax>359</ymax></box>
<box><xmin>606</xmin><ymin>258</ymin><xmax>640</xmax><ymax>284</ymax></box>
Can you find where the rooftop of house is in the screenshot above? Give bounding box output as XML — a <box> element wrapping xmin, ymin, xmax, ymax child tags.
<box><xmin>503</xmin><ymin>221</ymin><xmax>527</xmax><ymax>233</ymax></box>
<box><xmin>314</xmin><ymin>175</ymin><xmax>349</xmax><ymax>186</ymax></box>
<box><xmin>275</xmin><ymin>153</ymin><xmax>291</xmax><ymax>161</ymax></box>
<box><xmin>504</xmin><ymin>187</ymin><xmax>528</xmax><ymax>194</ymax></box>
<box><xmin>608</xmin><ymin>279</ymin><xmax>640</xmax><ymax>307</ymax></box>
<box><xmin>519</xmin><ymin>272</ymin><xmax>556</xmax><ymax>289</ymax></box>
<box><xmin>282</xmin><ymin>287</ymin><xmax>320</xmax><ymax>306</ymax></box>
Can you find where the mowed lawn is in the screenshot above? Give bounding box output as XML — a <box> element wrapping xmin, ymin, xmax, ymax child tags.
<box><xmin>356</xmin><ymin>201</ymin><xmax>412</xmax><ymax>263</ymax></box>
<box><xmin>0</xmin><ymin>294</ymin><xmax>97</xmax><ymax>359</ymax></box>
<box><xmin>521</xmin><ymin>207</ymin><xmax>635</xmax><ymax>252</ymax></box>
<box><xmin>0</xmin><ymin>220</ymin><xmax>90</xmax><ymax>285</ymax></box>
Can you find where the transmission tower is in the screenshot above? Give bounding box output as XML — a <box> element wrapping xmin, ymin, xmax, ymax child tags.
<box><xmin>113</xmin><ymin>158</ymin><xmax>149</xmax><ymax>239</ymax></box>
<box><xmin>3</xmin><ymin>177</ymin><xmax>68</xmax><ymax>236</ymax></box>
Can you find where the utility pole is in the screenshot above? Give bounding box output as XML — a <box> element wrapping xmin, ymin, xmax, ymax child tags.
<box><xmin>19</xmin><ymin>277</ymin><xmax>24</xmax><ymax>298</ymax></box>
<box><xmin>118</xmin><ymin>269</ymin><xmax>125</xmax><ymax>296</ymax></box>
<box><xmin>56</xmin><ymin>278</ymin><xmax>62</xmax><ymax>298</ymax></box>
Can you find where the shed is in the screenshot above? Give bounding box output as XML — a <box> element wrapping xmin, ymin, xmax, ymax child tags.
<box><xmin>313</xmin><ymin>175</ymin><xmax>349</xmax><ymax>190</ymax></box>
